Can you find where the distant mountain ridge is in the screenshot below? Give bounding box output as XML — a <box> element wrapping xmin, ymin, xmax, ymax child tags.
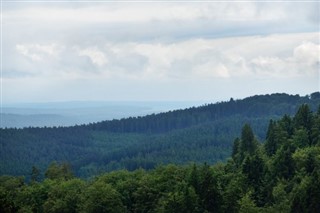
<box><xmin>90</xmin><ymin>92</ymin><xmax>320</xmax><ymax>133</ymax></box>
<box><xmin>0</xmin><ymin>101</ymin><xmax>202</xmax><ymax>128</ymax></box>
<box><xmin>1</xmin><ymin>92</ymin><xmax>319</xmax><ymax>178</ymax></box>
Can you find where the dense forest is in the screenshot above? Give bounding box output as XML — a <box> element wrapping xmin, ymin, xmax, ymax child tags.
<box><xmin>0</xmin><ymin>92</ymin><xmax>320</xmax><ymax>178</ymax></box>
<box><xmin>1</xmin><ymin>104</ymin><xmax>319</xmax><ymax>212</ymax></box>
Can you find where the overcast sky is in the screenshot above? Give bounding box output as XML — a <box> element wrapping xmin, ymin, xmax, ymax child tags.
<box><xmin>1</xmin><ymin>0</ymin><xmax>320</xmax><ymax>104</ymax></box>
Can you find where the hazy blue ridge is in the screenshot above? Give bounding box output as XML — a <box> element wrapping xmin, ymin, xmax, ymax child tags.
<box><xmin>0</xmin><ymin>92</ymin><xmax>319</xmax><ymax>179</ymax></box>
<box><xmin>0</xmin><ymin>101</ymin><xmax>203</xmax><ymax>128</ymax></box>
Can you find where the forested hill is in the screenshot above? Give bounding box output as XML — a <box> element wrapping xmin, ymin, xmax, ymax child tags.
<box><xmin>91</xmin><ymin>92</ymin><xmax>320</xmax><ymax>133</ymax></box>
<box><xmin>1</xmin><ymin>104</ymin><xmax>319</xmax><ymax>213</ymax></box>
<box><xmin>0</xmin><ymin>92</ymin><xmax>320</xmax><ymax>178</ymax></box>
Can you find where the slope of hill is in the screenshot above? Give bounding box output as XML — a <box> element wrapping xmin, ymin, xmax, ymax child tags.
<box><xmin>1</xmin><ymin>103</ymin><xmax>319</xmax><ymax>213</ymax></box>
<box><xmin>1</xmin><ymin>101</ymin><xmax>199</xmax><ymax>128</ymax></box>
<box><xmin>0</xmin><ymin>92</ymin><xmax>319</xmax><ymax>178</ymax></box>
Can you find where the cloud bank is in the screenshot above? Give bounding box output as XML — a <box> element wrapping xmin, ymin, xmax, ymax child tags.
<box><xmin>2</xmin><ymin>1</ymin><xmax>319</xmax><ymax>102</ymax></box>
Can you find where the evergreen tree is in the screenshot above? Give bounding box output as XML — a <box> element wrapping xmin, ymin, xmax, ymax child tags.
<box><xmin>80</xmin><ymin>181</ymin><xmax>126</xmax><ymax>213</ymax></box>
<box><xmin>45</xmin><ymin>162</ymin><xmax>73</xmax><ymax>181</ymax></box>
<box><xmin>238</xmin><ymin>192</ymin><xmax>259</xmax><ymax>213</ymax></box>
<box><xmin>272</xmin><ymin>142</ymin><xmax>295</xmax><ymax>180</ymax></box>
<box><xmin>188</xmin><ymin>164</ymin><xmax>200</xmax><ymax>194</ymax></box>
<box><xmin>293</xmin><ymin>104</ymin><xmax>312</xmax><ymax>130</ymax></box>
<box><xmin>232</xmin><ymin>137</ymin><xmax>240</xmax><ymax>162</ymax></box>
<box><xmin>199</xmin><ymin>163</ymin><xmax>221</xmax><ymax>212</ymax></box>
<box><xmin>279</xmin><ymin>114</ymin><xmax>293</xmax><ymax>137</ymax></box>
<box><xmin>293</xmin><ymin>104</ymin><xmax>313</xmax><ymax>142</ymax></box>
<box><xmin>292</xmin><ymin>128</ymin><xmax>309</xmax><ymax>148</ymax></box>
<box><xmin>265</xmin><ymin>120</ymin><xmax>276</xmax><ymax>156</ymax></box>
<box><xmin>30</xmin><ymin>166</ymin><xmax>40</xmax><ymax>183</ymax></box>
<box><xmin>239</xmin><ymin>124</ymin><xmax>257</xmax><ymax>162</ymax></box>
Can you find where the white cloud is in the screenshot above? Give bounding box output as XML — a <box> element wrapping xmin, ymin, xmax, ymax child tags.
<box><xmin>3</xmin><ymin>2</ymin><xmax>318</xmax><ymax>44</ymax></box>
<box><xmin>249</xmin><ymin>41</ymin><xmax>320</xmax><ymax>77</ymax></box>
<box><xmin>15</xmin><ymin>43</ymin><xmax>63</xmax><ymax>62</ymax></box>
<box><xmin>9</xmin><ymin>33</ymin><xmax>319</xmax><ymax>81</ymax></box>
<box><xmin>77</xmin><ymin>47</ymin><xmax>108</xmax><ymax>66</ymax></box>
<box><xmin>293</xmin><ymin>42</ymin><xmax>320</xmax><ymax>66</ymax></box>
<box><xmin>16</xmin><ymin>44</ymin><xmax>42</xmax><ymax>61</ymax></box>
<box><xmin>195</xmin><ymin>62</ymin><xmax>230</xmax><ymax>78</ymax></box>
<box><xmin>2</xmin><ymin>2</ymin><xmax>319</xmax><ymax>102</ymax></box>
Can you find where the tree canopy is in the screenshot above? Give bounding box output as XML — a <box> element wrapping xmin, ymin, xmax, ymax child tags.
<box><xmin>1</xmin><ymin>92</ymin><xmax>319</xmax><ymax>179</ymax></box>
<box><xmin>1</xmin><ymin>103</ymin><xmax>320</xmax><ymax>212</ymax></box>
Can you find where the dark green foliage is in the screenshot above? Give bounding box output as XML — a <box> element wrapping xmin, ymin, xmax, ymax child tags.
<box><xmin>241</xmin><ymin>124</ymin><xmax>255</xmax><ymax>152</ymax></box>
<box><xmin>1</xmin><ymin>104</ymin><xmax>320</xmax><ymax>212</ymax></box>
<box><xmin>1</xmin><ymin>93</ymin><xmax>319</xmax><ymax>178</ymax></box>
<box><xmin>265</xmin><ymin>120</ymin><xmax>276</xmax><ymax>156</ymax></box>
<box><xmin>30</xmin><ymin>166</ymin><xmax>40</xmax><ymax>183</ymax></box>
<box><xmin>293</xmin><ymin>104</ymin><xmax>313</xmax><ymax>131</ymax></box>
<box><xmin>242</xmin><ymin>154</ymin><xmax>264</xmax><ymax>188</ymax></box>
<box><xmin>92</xmin><ymin>93</ymin><xmax>319</xmax><ymax>134</ymax></box>
<box><xmin>272</xmin><ymin>142</ymin><xmax>296</xmax><ymax>180</ymax></box>
<box><xmin>242</xmin><ymin>153</ymin><xmax>267</xmax><ymax>207</ymax></box>
<box><xmin>1</xmin><ymin>95</ymin><xmax>320</xmax><ymax>212</ymax></box>
<box><xmin>221</xmin><ymin>172</ymin><xmax>246</xmax><ymax>212</ymax></box>
<box><xmin>42</xmin><ymin>179</ymin><xmax>85</xmax><ymax>213</ymax></box>
<box><xmin>198</xmin><ymin>163</ymin><xmax>222</xmax><ymax>212</ymax></box>
<box><xmin>240</xmin><ymin>124</ymin><xmax>257</xmax><ymax>160</ymax></box>
<box><xmin>16</xmin><ymin>180</ymin><xmax>52</xmax><ymax>213</ymax></box>
<box><xmin>231</xmin><ymin>137</ymin><xmax>240</xmax><ymax>159</ymax></box>
<box><xmin>310</xmin><ymin>111</ymin><xmax>320</xmax><ymax>145</ymax></box>
<box><xmin>80</xmin><ymin>181</ymin><xmax>126</xmax><ymax>213</ymax></box>
<box><xmin>292</xmin><ymin>128</ymin><xmax>309</xmax><ymax>148</ymax></box>
<box><xmin>188</xmin><ymin>164</ymin><xmax>200</xmax><ymax>194</ymax></box>
<box><xmin>155</xmin><ymin>183</ymin><xmax>201</xmax><ymax>213</ymax></box>
<box><xmin>238</xmin><ymin>192</ymin><xmax>260</xmax><ymax>213</ymax></box>
<box><xmin>307</xmin><ymin>171</ymin><xmax>320</xmax><ymax>213</ymax></box>
<box><xmin>45</xmin><ymin>162</ymin><xmax>74</xmax><ymax>181</ymax></box>
<box><xmin>0</xmin><ymin>176</ymin><xmax>24</xmax><ymax>213</ymax></box>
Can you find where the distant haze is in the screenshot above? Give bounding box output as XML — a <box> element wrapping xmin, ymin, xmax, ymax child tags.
<box><xmin>1</xmin><ymin>101</ymin><xmax>204</xmax><ymax>128</ymax></box>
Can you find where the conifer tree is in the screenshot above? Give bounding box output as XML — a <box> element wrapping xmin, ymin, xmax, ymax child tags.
<box><xmin>239</xmin><ymin>124</ymin><xmax>257</xmax><ymax>162</ymax></box>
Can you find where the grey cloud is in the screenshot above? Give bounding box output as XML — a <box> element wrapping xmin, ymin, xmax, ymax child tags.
<box><xmin>2</xmin><ymin>69</ymin><xmax>37</xmax><ymax>79</ymax></box>
<box><xmin>3</xmin><ymin>2</ymin><xmax>318</xmax><ymax>44</ymax></box>
<box><xmin>2</xmin><ymin>2</ymin><xmax>319</xmax><ymax>103</ymax></box>
<box><xmin>109</xmin><ymin>53</ymin><xmax>148</xmax><ymax>75</ymax></box>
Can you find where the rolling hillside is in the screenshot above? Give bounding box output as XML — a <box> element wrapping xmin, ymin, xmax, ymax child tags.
<box><xmin>1</xmin><ymin>103</ymin><xmax>320</xmax><ymax>213</ymax></box>
<box><xmin>1</xmin><ymin>92</ymin><xmax>319</xmax><ymax>178</ymax></box>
